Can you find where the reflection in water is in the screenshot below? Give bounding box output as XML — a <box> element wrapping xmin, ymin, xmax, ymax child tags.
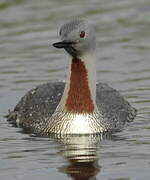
<box><xmin>50</xmin><ymin>134</ymin><xmax>112</xmax><ymax>180</ymax></box>
<box><xmin>61</xmin><ymin>161</ymin><xmax>99</xmax><ymax>180</ymax></box>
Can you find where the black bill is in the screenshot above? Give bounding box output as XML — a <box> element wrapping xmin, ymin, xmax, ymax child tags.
<box><xmin>53</xmin><ymin>41</ymin><xmax>76</xmax><ymax>48</ymax></box>
<box><xmin>53</xmin><ymin>40</ymin><xmax>78</xmax><ymax>57</ymax></box>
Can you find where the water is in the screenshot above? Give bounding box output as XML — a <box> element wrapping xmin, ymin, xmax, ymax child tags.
<box><xmin>0</xmin><ymin>0</ymin><xmax>150</xmax><ymax>179</ymax></box>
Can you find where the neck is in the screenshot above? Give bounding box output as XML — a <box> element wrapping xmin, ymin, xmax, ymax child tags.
<box><xmin>43</xmin><ymin>53</ymin><xmax>105</xmax><ymax>134</ymax></box>
<box><xmin>56</xmin><ymin>53</ymin><xmax>97</xmax><ymax>114</ymax></box>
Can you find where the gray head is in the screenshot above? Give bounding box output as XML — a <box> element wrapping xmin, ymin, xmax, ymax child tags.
<box><xmin>53</xmin><ymin>19</ymin><xmax>96</xmax><ymax>57</ymax></box>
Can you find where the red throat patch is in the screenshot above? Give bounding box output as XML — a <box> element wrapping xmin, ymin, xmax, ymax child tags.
<box><xmin>65</xmin><ymin>58</ymin><xmax>94</xmax><ymax>113</ymax></box>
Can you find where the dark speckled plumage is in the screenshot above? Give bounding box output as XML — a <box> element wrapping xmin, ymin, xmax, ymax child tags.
<box><xmin>7</xmin><ymin>81</ymin><xmax>136</xmax><ymax>133</ymax></box>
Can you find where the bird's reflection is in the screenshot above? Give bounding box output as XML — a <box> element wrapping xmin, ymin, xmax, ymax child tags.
<box><xmin>50</xmin><ymin>133</ymin><xmax>113</xmax><ymax>180</ymax></box>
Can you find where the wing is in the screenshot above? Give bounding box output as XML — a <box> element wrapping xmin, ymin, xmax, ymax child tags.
<box><xmin>7</xmin><ymin>82</ymin><xmax>65</xmax><ymax>128</ymax></box>
<box><xmin>96</xmin><ymin>82</ymin><xmax>136</xmax><ymax>130</ymax></box>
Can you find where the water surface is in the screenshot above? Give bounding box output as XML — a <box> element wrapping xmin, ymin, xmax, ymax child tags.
<box><xmin>0</xmin><ymin>0</ymin><xmax>150</xmax><ymax>179</ymax></box>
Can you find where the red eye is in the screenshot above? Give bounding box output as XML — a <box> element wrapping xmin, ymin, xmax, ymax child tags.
<box><xmin>80</xmin><ymin>31</ymin><xmax>85</xmax><ymax>38</ymax></box>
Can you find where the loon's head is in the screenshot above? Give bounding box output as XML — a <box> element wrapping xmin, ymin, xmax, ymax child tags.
<box><xmin>53</xmin><ymin>19</ymin><xmax>96</xmax><ymax>58</ymax></box>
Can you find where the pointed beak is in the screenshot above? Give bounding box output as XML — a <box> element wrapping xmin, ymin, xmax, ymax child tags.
<box><xmin>52</xmin><ymin>41</ymin><xmax>76</xmax><ymax>49</ymax></box>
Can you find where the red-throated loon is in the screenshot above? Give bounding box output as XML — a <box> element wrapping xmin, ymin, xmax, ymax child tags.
<box><xmin>7</xmin><ymin>19</ymin><xmax>136</xmax><ymax>135</ymax></box>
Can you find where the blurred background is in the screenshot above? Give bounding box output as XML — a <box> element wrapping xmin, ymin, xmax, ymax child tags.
<box><xmin>0</xmin><ymin>0</ymin><xmax>150</xmax><ymax>180</ymax></box>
